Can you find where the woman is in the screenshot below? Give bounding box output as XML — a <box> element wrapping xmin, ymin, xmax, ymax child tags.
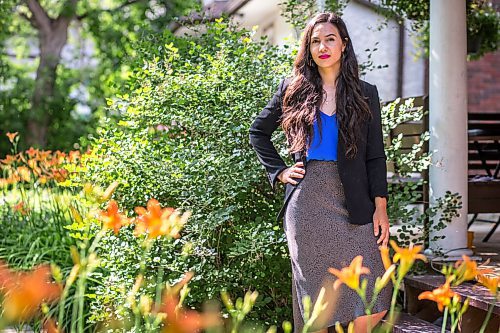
<box><xmin>249</xmin><ymin>12</ymin><xmax>392</xmax><ymax>333</ymax></box>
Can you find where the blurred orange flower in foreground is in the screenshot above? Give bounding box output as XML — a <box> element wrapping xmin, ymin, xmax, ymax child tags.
<box><xmin>161</xmin><ymin>294</ymin><xmax>204</xmax><ymax>333</ymax></box>
<box><xmin>379</xmin><ymin>246</ymin><xmax>392</xmax><ymax>271</ymax></box>
<box><xmin>134</xmin><ymin>199</ymin><xmax>191</xmax><ymax>239</ymax></box>
<box><xmin>454</xmin><ymin>255</ymin><xmax>493</xmax><ymax>284</ymax></box>
<box><xmin>329</xmin><ymin>255</ymin><xmax>370</xmax><ymax>290</ymax></box>
<box><xmin>98</xmin><ymin>199</ymin><xmax>130</xmax><ymax>234</ymax></box>
<box><xmin>0</xmin><ymin>262</ymin><xmax>62</xmax><ymax>322</ymax></box>
<box><xmin>418</xmin><ymin>278</ymin><xmax>459</xmax><ymax>312</ymax></box>
<box><xmin>160</xmin><ymin>272</ymin><xmax>220</xmax><ymax>333</ymax></box>
<box><xmin>43</xmin><ymin>318</ymin><xmax>62</xmax><ymax>333</ymax></box>
<box><xmin>390</xmin><ymin>240</ymin><xmax>427</xmax><ymax>276</ymax></box>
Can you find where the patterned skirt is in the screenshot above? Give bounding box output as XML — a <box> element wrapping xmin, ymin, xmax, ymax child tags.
<box><xmin>284</xmin><ymin>160</ymin><xmax>392</xmax><ymax>331</ymax></box>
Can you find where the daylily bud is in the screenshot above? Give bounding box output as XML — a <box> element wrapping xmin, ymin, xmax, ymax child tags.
<box><xmin>375</xmin><ymin>265</ymin><xmax>396</xmax><ymax>291</ymax></box>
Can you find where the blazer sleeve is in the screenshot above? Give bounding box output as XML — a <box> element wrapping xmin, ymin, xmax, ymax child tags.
<box><xmin>366</xmin><ymin>84</ymin><xmax>388</xmax><ymax>200</ymax></box>
<box><xmin>249</xmin><ymin>79</ymin><xmax>289</xmax><ymax>190</ymax></box>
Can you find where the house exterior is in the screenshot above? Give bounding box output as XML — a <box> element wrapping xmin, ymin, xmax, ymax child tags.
<box><xmin>196</xmin><ymin>0</ymin><xmax>427</xmax><ymax>103</ymax></box>
<box><xmin>194</xmin><ymin>0</ymin><xmax>499</xmax><ymax>113</ymax></box>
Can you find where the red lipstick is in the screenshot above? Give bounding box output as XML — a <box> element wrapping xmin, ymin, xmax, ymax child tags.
<box><xmin>319</xmin><ymin>54</ymin><xmax>331</xmax><ymax>59</ymax></box>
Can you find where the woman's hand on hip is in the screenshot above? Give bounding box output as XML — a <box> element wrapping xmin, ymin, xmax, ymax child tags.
<box><xmin>277</xmin><ymin>162</ymin><xmax>305</xmax><ymax>185</ymax></box>
<box><xmin>373</xmin><ymin>198</ymin><xmax>390</xmax><ymax>247</ymax></box>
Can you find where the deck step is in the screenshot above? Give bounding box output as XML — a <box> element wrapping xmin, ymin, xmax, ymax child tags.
<box><xmin>404</xmin><ymin>275</ymin><xmax>500</xmax><ymax>332</ymax></box>
<box><xmin>381</xmin><ymin>312</ymin><xmax>447</xmax><ymax>333</ymax></box>
<box><xmin>405</xmin><ymin>275</ymin><xmax>500</xmax><ymax>315</ymax></box>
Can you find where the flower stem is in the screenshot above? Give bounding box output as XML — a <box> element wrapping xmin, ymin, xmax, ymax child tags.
<box><xmin>479</xmin><ymin>290</ymin><xmax>497</xmax><ymax>333</ymax></box>
<box><xmin>386</xmin><ymin>275</ymin><xmax>403</xmax><ymax>331</ymax></box>
<box><xmin>442</xmin><ymin>307</ymin><xmax>448</xmax><ymax>333</ymax></box>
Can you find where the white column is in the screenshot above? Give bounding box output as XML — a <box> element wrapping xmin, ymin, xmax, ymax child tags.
<box><xmin>429</xmin><ymin>0</ymin><xmax>472</xmax><ymax>258</ymax></box>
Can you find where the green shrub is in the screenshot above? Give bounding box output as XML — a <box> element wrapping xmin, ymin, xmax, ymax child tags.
<box><xmin>76</xmin><ymin>20</ymin><xmax>295</xmax><ymax>326</ymax></box>
<box><xmin>381</xmin><ymin>98</ymin><xmax>461</xmax><ymax>250</ymax></box>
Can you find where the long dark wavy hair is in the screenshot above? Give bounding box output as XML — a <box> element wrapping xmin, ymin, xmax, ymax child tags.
<box><xmin>281</xmin><ymin>12</ymin><xmax>371</xmax><ymax>159</ymax></box>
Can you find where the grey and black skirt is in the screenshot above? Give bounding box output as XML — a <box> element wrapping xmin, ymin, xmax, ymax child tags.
<box><xmin>284</xmin><ymin>160</ymin><xmax>392</xmax><ymax>331</ymax></box>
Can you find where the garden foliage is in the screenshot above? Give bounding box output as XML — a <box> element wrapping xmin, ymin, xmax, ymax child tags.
<box><xmin>0</xmin><ymin>18</ymin><xmax>464</xmax><ymax>327</ymax></box>
<box><xmin>381</xmin><ymin>98</ymin><xmax>462</xmax><ymax>249</ymax></box>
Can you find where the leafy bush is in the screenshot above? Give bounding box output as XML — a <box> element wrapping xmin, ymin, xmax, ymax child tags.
<box><xmin>75</xmin><ymin>20</ymin><xmax>295</xmax><ymax>326</ymax></box>
<box><xmin>381</xmin><ymin>99</ymin><xmax>461</xmax><ymax>250</ymax></box>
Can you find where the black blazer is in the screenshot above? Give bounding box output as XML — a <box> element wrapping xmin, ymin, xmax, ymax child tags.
<box><xmin>249</xmin><ymin>78</ymin><xmax>388</xmax><ymax>225</ymax></box>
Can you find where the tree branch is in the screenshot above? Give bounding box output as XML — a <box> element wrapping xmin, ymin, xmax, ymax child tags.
<box><xmin>25</xmin><ymin>0</ymin><xmax>52</xmax><ymax>34</ymax></box>
<box><xmin>76</xmin><ymin>0</ymin><xmax>142</xmax><ymax>20</ymax></box>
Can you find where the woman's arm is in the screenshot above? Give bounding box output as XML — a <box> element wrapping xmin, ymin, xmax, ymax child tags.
<box><xmin>366</xmin><ymin>84</ymin><xmax>388</xmax><ymax>200</ymax></box>
<box><xmin>366</xmin><ymin>84</ymin><xmax>390</xmax><ymax>246</ymax></box>
<box><xmin>249</xmin><ymin>79</ymin><xmax>289</xmax><ymax>190</ymax></box>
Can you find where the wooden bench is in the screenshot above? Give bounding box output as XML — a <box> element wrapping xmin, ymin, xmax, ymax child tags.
<box><xmin>467</xmin><ymin>113</ymin><xmax>500</xmax><ymax>242</ymax></box>
<box><xmin>405</xmin><ymin>275</ymin><xmax>500</xmax><ymax>333</ymax></box>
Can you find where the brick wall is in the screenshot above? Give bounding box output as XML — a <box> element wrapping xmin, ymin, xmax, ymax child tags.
<box><xmin>468</xmin><ymin>51</ymin><xmax>500</xmax><ymax>114</ymax></box>
<box><xmin>467</xmin><ymin>0</ymin><xmax>499</xmax><ymax>114</ymax></box>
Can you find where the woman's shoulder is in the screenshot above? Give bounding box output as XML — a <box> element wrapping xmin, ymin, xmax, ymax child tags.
<box><xmin>359</xmin><ymin>79</ymin><xmax>377</xmax><ymax>97</ymax></box>
<box><xmin>278</xmin><ymin>77</ymin><xmax>292</xmax><ymax>93</ymax></box>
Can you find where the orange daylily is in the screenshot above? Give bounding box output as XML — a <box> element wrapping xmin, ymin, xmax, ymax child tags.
<box><xmin>390</xmin><ymin>240</ymin><xmax>427</xmax><ymax>276</ymax></box>
<box><xmin>68</xmin><ymin>150</ymin><xmax>81</xmax><ymax>163</ymax></box>
<box><xmin>43</xmin><ymin>318</ymin><xmax>62</xmax><ymax>333</ymax></box>
<box><xmin>0</xmin><ymin>178</ymin><xmax>9</xmax><ymax>187</ymax></box>
<box><xmin>17</xmin><ymin>166</ymin><xmax>31</xmax><ymax>182</ymax></box>
<box><xmin>51</xmin><ymin>169</ymin><xmax>68</xmax><ymax>182</ymax></box>
<box><xmin>26</xmin><ymin>147</ymin><xmax>38</xmax><ymax>158</ymax></box>
<box><xmin>161</xmin><ymin>294</ymin><xmax>204</xmax><ymax>333</ymax></box>
<box><xmin>418</xmin><ymin>278</ymin><xmax>459</xmax><ymax>312</ymax></box>
<box><xmin>27</xmin><ymin>159</ymin><xmax>42</xmax><ymax>176</ymax></box>
<box><xmin>0</xmin><ymin>154</ymin><xmax>17</xmax><ymax>165</ymax></box>
<box><xmin>12</xmin><ymin>201</ymin><xmax>29</xmax><ymax>215</ymax></box>
<box><xmin>134</xmin><ymin>199</ymin><xmax>190</xmax><ymax>239</ymax></box>
<box><xmin>379</xmin><ymin>246</ymin><xmax>392</xmax><ymax>270</ymax></box>
<box><xmin>0</xmin><ymin>262</ymin><xmax>62</xmax><ymax>322</ymax></box>
<box><xmin>98</xmin><ymin>200</ymin><xmax>130</xmax><ymax>234</ymax></box>
<box><xmin>329</xmin><ymin>255</ymin><xmax>371</xmax><ymax>291</ymax></box>
<box><xmin>6</xmin><ymin>132</ymin><xmax>18</xmax><ymax>143</ymax></box>
<box><xmin>454</xmin><ymin>255</ymin><xmax>493</xmax><ymax>284</ymax></box>
<box><xmin>477</xmin><ymin>274</ymin><xmax>499</xmax><ymax>295</ymax></box>
<box><xmin>0</xmin><ymin>148</ymin><xmax>84</xmax><ymax>186</ymax></box>
<box><xmin>159</xmin><ymin>272</ymin><xmax>220</xmax><ymax>333</ymax></box>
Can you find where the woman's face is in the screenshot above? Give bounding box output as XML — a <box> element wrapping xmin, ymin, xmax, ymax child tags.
<box><xmin>309</xmin><ymin>22</ymin><xmax>346</xmax><ymax>69</ymax></box>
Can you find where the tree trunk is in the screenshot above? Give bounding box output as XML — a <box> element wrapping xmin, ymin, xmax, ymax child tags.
<box><xmin>26</xmin><ymin>18</ymin><xmax>71</xmax><ymax>147</ymax></box>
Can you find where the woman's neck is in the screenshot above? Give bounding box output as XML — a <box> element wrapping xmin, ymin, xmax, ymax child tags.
<box><xmin>318</xmin><ymin>65</ymin><xmax>340</xmax><ymax>89</ymax></box>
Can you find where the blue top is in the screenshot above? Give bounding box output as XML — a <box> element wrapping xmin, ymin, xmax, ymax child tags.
<box><xmin>306</xmin><ymin>111</ymin><xmax>338</xmax><ymax>161</ymax></box>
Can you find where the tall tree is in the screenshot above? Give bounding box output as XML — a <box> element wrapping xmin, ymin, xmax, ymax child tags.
<box><xmin>0</xmin><ymin>0</ymin><xmax>200</xmax><ymax>151</ymax></box>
